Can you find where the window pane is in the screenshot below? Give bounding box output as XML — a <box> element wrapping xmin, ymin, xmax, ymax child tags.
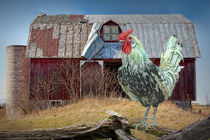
<box><xmin>111</xmin><ymin>26</ymin><xmax>118</xmax><ymax>34</ymax></box>
<box><xmin>104</xmin><ymin>33</ymin><xmax>111</xmax><ymax>41</ymax></box>
<box><xmin>103</xmin><ymin>26</ymin><xmax>110</xmax><ymax>33</ymax></box>
<box><xmin>111</xmin><ymin>33</ymin><xmax>118</xmax><ymax>41</ymax></box>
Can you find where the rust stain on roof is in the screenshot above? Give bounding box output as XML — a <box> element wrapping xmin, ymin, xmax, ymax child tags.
<box><xmin>26</xmin><ymin>14</ymin><xmax>91</xmax><ymax>58</ymax></box>
<box><xmin>69</xmin><ymin>15</ymin><xmax>84</xmax><ymax>20</ymax></box>
<box><xmin>29</xmin><ymin>28</ymin><xmax>59</xmax><ymax>57</ymax></box>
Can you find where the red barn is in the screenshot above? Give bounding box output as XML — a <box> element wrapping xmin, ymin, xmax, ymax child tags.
<box><xmin>6</xmin><ymin>14</ymin><xmax>200</xmax><ymax>117</ymax></box>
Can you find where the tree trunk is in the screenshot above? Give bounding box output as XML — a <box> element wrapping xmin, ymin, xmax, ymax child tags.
<box><xmin>159</xmin><ymin>115</ymin><xmax>210</xmax><ymax>140</ymax></box>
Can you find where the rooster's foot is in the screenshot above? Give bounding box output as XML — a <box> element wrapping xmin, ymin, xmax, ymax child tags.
<box><xmin>135</xmin><ymin>120</ymin><xmax>157</xmax><ymax>130</ymax></box>
<box><xmin>135</xmin><ymin>120</ymin><xmax>149</xmax><ymax>130</ymax></box>
<box><xmin>144</xmin><ymin>116</ymin><xmax>152</xmax><ymax>120</ymax></box>
<box><xmin>145</xmin><ymin>121</ymin><xmax>157</xmax><ymax>128</ymax></box>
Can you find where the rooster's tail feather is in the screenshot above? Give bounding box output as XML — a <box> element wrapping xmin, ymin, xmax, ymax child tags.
<box><xmin>159</xmin><ymin>35</ymin><xmax>184</xmax><ymax>98</ymax></box>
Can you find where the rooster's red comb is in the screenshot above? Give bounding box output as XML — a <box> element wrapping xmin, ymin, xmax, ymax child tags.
<box><xmin>118</xmin><ymin>29</ymin><xmax>133</xmax><ymax>40</ymax></box>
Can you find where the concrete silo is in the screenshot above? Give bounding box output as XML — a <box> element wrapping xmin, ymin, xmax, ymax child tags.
<box><xmin>6</xmin><ymin>45</ymin><xmax>29</xmax><ymax>119</ymax></box>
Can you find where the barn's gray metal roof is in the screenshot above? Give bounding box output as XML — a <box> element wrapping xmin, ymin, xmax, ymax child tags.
<box><xmin>26</xmin><ymin>14</ymin><xmax>200</xmax><ymax>58</ymax></box>
<box><xmin>84</xmin><ymin>14</ymin><xmax>191</xmax><ymax>24</ymax></box>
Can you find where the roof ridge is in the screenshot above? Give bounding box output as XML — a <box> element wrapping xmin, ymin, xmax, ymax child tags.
<box><xmin>31</xmin><ymin>14</ymin><xmax>192</xmax><ymax>25</ymax></box>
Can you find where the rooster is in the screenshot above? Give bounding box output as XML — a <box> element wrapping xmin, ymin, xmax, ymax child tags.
<box><xmin>117</xmin><ymin>29</ymin><xmax>184</xmax><ymax>128</ymax></box>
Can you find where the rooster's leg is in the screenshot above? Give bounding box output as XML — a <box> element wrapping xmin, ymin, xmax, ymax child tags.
<box><xmin>142</xmin><ymin>106</ymin><xmax>151</xmax><ymax>123</ymax></box>
<box><xmin>135</xmin><ymin>106</ymin><xmax>151</xmax><ymax>130</ymax></box>
<box><xmin>152</xmin><ymin>107</ymin><xmax>157</xmax><ymax>125</ymax></box>
<box><xmin>146</xmin><ymin>107</ymin><xmax>157</xmax><ymax>127</ymax></box>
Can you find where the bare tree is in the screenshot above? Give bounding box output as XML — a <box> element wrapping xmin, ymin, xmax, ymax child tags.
<box><xmin>81</xmin><ymin>64</ymin><xmax>122</xmax><ymax>99</ymax></box>
<box><xmin>17</xmin><ymin>59</ymin><xmax>123</xmax><ymax>115</ymax></box>
<box><xmin>52</xmin><ymin>59</ymin><xmax>80</xmax><ymax>104</ymax></box>
<box><xmin>17</xmin><ymin>59</ymin><xmax>55</xmax><ymax>114</ymax></box>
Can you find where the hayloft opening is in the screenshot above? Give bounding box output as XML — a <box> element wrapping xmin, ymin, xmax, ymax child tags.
<box><xmin>104</xmin><ymin>60</ymin><xmax>121</xmax><ymax>72</ymax></box>
<box><xmin>104</xmin><ymin>60</ymin><xmax>127</xmax><ymax>97</ymax></box>
<box><xmin>100</xmin><ymin>21</ymin><xmax>122</xmax><ymax>42</ymax></box>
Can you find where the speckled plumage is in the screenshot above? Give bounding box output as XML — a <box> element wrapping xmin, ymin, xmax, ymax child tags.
<box><xmin>117</xmin><ymin>33</ymin><xmax>183</xmax><ymax>126</ymax></box>
<box><xmin>118</xmin><ymin>61</ymin><xmax>165</xmax><ymax>107</ymax></box>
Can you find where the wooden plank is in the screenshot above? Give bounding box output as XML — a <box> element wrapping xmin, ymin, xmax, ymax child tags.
<box><xmin>160</xmin><ymin>115</ymin><xmax>210</xmax><ymax>140</ymax></box>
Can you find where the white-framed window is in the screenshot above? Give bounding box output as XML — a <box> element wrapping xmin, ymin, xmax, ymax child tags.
<box><xmin>103</xmin><ymin>25</ymin><xmax>119</xmax><ymax>41</ymax></box>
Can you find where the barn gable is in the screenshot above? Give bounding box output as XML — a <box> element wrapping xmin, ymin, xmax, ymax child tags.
<box><xmin>26</xmin><ymin>14</ymin><xmax>200</xmax><ymax>59</ymax></box>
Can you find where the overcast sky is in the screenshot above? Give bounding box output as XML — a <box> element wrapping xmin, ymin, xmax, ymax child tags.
<box><xmin>0</xmin><ymin>0</ymin><xmax>210</xmax><ymax>104</ymax></box>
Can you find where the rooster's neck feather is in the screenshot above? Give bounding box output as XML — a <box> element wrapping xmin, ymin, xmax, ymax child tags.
<box><xmin>122</xmin><ymin>37</ymin><xmax>151</xmax><ymax>69</ymax></box>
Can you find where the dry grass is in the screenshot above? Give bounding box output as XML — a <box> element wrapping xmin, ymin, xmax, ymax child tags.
<box><xmin>192</xmin><ymin>103</ymin><xmax>210</xmax><ymax>116</ymax></box>
<box><xmin>131</xmin><ymin>129</ymin><xmax>158</xmax><ymax>140</ymax></box>
<box><xmin>0</xmin><ymin>98</ymin><xmax>210</xmax><ymax>139</ymax></box>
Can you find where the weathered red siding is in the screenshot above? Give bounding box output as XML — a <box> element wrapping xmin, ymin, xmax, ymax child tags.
<box><xmin>30</xmin><ymin>58</ymin><xmax>196</xmax><ymax>101</ymax></box>
<box><xmin>171</xmin><ymin>59</ymin><xmax>196</xmax><ymax>101</ymax></box>
<box><xmin>30</xmin><ymin>59</ymin><xmax>80</xmax><ymax>100</ymax></box>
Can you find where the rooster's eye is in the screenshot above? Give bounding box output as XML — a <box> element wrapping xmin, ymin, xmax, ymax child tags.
<box><xmin>131</xmin><ymin>40</ymin><xmax>136</xmax><ymax>48</ymax></box>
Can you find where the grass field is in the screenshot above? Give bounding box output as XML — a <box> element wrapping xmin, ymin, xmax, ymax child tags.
<box><xmin>0</xmin><ymin>98</ymin><xmax>209</xmax><ymax>140</ymax></box>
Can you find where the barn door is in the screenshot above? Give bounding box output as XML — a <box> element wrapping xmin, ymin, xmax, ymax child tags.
<box><xmin>80</xmin><ymin>60</ymin><xmax>103</xmax><ymax>97</ymax></box>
